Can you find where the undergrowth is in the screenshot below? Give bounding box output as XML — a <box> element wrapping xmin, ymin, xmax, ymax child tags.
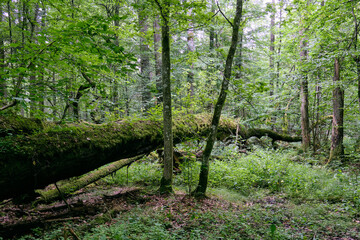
<box><xmin>105</xmin><ymin>146</ymin><xmax>360</xmax><ymax>206</ymax></box>
<box><xmin>11</xmin><ymin>146</ymin><xmax>360</xmax><ymax>240</ymax></box>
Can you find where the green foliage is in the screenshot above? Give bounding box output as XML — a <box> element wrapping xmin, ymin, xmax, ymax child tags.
<box><xmin>204</xmin><ymin>149</ymin><xmax>360</xmax><ymax>203</ymax></box>
<box><xmin>103</xmin><ymin>146</ymin><xmax>360</xmax><ymax>206</ymax></box>
<box><xmin>103</xmin><ymin>160</ymin><xmax>162</xmax><ymax>186</ymax></box>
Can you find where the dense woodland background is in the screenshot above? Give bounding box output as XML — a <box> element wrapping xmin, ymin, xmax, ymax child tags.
<box><xmin>1</xmin><ymin>0</ymin><xmax>359</xmax><ymax>157</ymax></box>
<box><xmin>1</xmin><ymin>0</ymin><xmax>360</xmax><ymax>239</ymax></box>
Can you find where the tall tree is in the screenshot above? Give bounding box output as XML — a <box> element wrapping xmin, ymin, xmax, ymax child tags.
<box><xmin>155</xmin><ymin>0</ymin><xmax>173</xmax><ymax>194</ymax></box>
<box><xmin>193</xmin><ymin>0</ymin><xmax>243</xmax><ymax>197</ymax></box>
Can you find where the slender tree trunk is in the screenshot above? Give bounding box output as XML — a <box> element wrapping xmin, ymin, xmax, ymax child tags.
<box><xmin>187</xmin><ymin>8</ymin><xmax>195</xmax><ymax>97</ymax></box>
<box><xmin>234</xmin><ymin>13</ymin><xmax>244</xmax><ymax>118</ymax></box>
<box><xmin>0</xmin><ymin>3</ymin><xmax>6</xmax><ymax>101</ymax></box>
<box><xmin>209</xmin><ymin>0</ymin><xmax>216</xmax><ymax>51</ymax></box>
<box><xmin>277</xmin><ymin>0</ymin><xmax>283</xmax><ymax>87</ymax></box>
<box><xmin>52</xmin><ymin>71</ymin><xmax>57</xmax><ymax>118</ymax></box>
<box><xmin>269</xmin><ymin>0</ymin><xmax>275</xmax><ymax>96</ymax></box>
<box><xmin>313</xmin><ymin>76</ymin><xmax>322</xmax><ymax>153</ymax></box>
<box><xmin>329</xmin><ymin>58</ymin><xmax>344</xmax><ymax>162</ymax></box>
<box><xmin>29</xmin><ymin>3</ymin><xmax>40</xmax><ymax>117</ymax></box>
<box><xmin>356</xmin><ymin>57</ymin><xmax>360</xmax><ymax>113</ymax></box>
<box><xmin>193</xmin><ymin>0</ymin><xmax>243</xmax><ymax>197</ymax></box>
<box><xmin>156</xmin><ymin>0</ymin><xmax>173</xmax><ymax>194</ymax></box>
<box><xmin>19</xmin><ymin>1</ymin><xmax>27</xmax><ymax>117</ymax></box>
<box><xmin>111</xmin><ymin>0</ymin><xmax>120</xmax><ymax>114</ymax></box>
<box><xmin>139</xmin><ymin>6</ymin><xmax>151</xmax><ymax>112</ymax></box>
<box><xmin>153</xmin><ymin>15</ymin><xmax>162</xmax><ymax>104</ymax></box>
<box><xmin>300</xmin><ymin>28</ymin><xmax>310</xmax><ymax>151</ymax></box>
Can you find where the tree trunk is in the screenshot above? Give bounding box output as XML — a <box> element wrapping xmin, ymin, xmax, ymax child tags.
<box><xmin>300</xmin><ymin>28</ymin><xmax>310</xmax><ymax>151</ymax></box>
<box><xmin>29</xmin><ymin>3</ymin><xmax>40</xmax><ymax>117</ymax></box>
<box><xmin>356</xmin><ymin>57</ymin><xmax>360</xmax><ymax>113</ymax></box>
<box><xmin>234</xmin><ymin>11</ymin><xmax>244</xmax><ymax>118</ymax></box>
<box><xmin>139</xmin><ymin>6</ymin><xmax>151</xmax><ymax>112</ymax></box>
<box><xmin>187</xmin><ymin>8</ymin><xmax>195</xmax><ymax>97</ymax></box>
<box><xmin>153</xmin><ymin>16</ymin><xmax>162</xmax><ymax>104</ymax></box>
<box><xmin>0</xmin><ymin>3</ymin><xmax>6</xmax><ymax>101</ymax></box>
<box><xmin>155</xmin><ymin>0</ymin><xmax>173</xmax><ymax>194</ymax></box>
<box><xmin>209</xmin><ymin>0</ymin><xmax>216</xmax><ymax>51</ymax></box>
<box><xmin>0</xmin><ymin>114</ymin><xmax>301</xmax><ymax>201</ymax></box>
<box><xmin>193</xmin><ymin>0</ymin><xmax>243</xmax><ymax>197</ymax></box>
<box><xmin>111</xmin><ymin>0</ymin><xmax>120</xmax><ymax>115</ymax></box>
<box><xmin>67</xmin><ymin>71</ymin><xmax>95</xmax><ymax>121</ymax></box>
<box><xmin>277</xmin><ymin>0</ymin><xmax>283</xmax><ymax>86</ymax></box>
<box><xmin>329</xmin><ymin>58</ymin><xmax>344</xmax><ymax>162</ymax></box>
<box><xmin>313</xmin><ymin>77</ymin><xmax>322</xmax><ymax>153</ymax></box>
<box><xmin>269</xmin><ymin>0</ymin><xmax>275</xmax><ymax>96</ymax></box>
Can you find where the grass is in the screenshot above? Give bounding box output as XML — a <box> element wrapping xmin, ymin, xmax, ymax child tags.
<box><xmin>11</xmin><ymin>146</ymin><xmax>360</xmax><ymax>240</ymax></box>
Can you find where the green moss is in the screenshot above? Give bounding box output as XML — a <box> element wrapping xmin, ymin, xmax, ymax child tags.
<box><xmin>0</xmin><ymin>114</ymin><xmax>45</xmax><ymax>137</ymax></box>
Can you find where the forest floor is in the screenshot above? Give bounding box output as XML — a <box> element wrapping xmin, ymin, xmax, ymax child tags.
<box><xmin>1</xmin><ymin>148</ymin><xmax>360</xmax><ymax>239</ymax></box>
<box><xmin>1</xmin><ymin>184</ymin><xmax>359</xmax><ymax>239</ymax></box>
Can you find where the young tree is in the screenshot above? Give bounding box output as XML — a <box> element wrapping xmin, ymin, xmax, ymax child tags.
<box><xmin>299</xmin><ymin>27</ymin><xmax>310</xmax><ymax>151</ymax></box>
<box><xmin>193</xmin><ymin>0</ymin><xmax>243</xmax><ymax>197</ymax></box>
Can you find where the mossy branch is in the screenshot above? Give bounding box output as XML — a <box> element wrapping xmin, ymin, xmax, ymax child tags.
<box><xmin>36</xmin><ymin>155</ymin><xmax>144</xmax><ymax>203</ymax></box>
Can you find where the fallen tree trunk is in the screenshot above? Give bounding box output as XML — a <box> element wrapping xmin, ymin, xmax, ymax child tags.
<box><xmin>36</xmin><ymin>155</ymin><xmax>144</xmax><ymax>203</ymax></box>
<box><xmin>0</xmin><ymin>114</ymin><xmax>301</xmax><ymax>201</ymax></box>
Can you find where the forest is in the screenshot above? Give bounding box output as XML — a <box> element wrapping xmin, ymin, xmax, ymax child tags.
<box><xmin>0</xmin><ymin>0</ymin><xmax>359</xmax><ymax>239</ymax></box>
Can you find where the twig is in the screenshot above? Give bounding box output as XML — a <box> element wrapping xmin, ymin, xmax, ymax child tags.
<box><xmin>55</xmin><ymin>182</ymin><xmax>71</xmax><ymax>211</ymax></box>
<box><xmin>45</xmin><ymin>217</ymin><xmax>81</xmax><ymax>223</ymax></box>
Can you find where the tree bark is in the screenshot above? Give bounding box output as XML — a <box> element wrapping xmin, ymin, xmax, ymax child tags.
<box><xmin>187</xmin><ymin>8</ymin><xmax>195</xmax><ymax>97</ymax></box>
<box><xmin>209</xmin><ymin>0</ymin><xmax>216</xmax><ymax>51</ymax></box>
<box><xmin>0</xmin><ymin>3</ymin><xmax>6</xmax><ymax>101</ymax></box>
<box><xmin>29</xmin><ymin>3</ymin><xmax>40</xmax><ymax>117</ymax></box>
<box><xmin>139</xmin><ymin>6</ymin><xmax>152</xmax><ymax>112</ymax></box>
<box><xmin>0</xmin><ymin>114</ymin><xmax>301</xmax><ymax>201</ymax></box>
<box><xmin>300</xmin><ymin>28</ymin><xmax>310</xmax><ymax>151</ymax></box>
<box><xmin>157</xmin><ymin>0</ymin><xmax>174</xmax><ymax>194</ymax></box>
<box><xmin>269</xmin><ymin>0</ymin><xmax>275</xmax><ymax>96</ymax></box>
<box><xmin>356</xmin><ymin>57</ymin><xmax>360</xmax><ymax>113</ymax></box>
<box><xmin>193</xmin><ymin>0</ymin><xmax>243</xmax><ymax>197</ymax></box>
<box><xmin>328</xmin><ymin>58</ymin><xmax>344</xmax><ymax>162</ymax></box>
<box><xmin>153</xmin><ymin>15</ymin><xmax>162</xmax><ymax>104</ymax></box>
<box><xmin>313</xmin><ymin>77</ymin><xmax>322</xmax><ymax>153</ymax></box>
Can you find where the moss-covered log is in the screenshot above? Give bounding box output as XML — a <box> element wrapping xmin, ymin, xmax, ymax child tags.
<box><xmin>36</xmin><ymin>155</ymin><xmax>144</xmax><ymax>203</ymax></box>
<box><xmin>0</xmin><ymin>114</ymin><xmax>300</xmax><ymax>201</ymax></box>
<box><xmin>237</xmin><ymin>126</ymin><xmax>302</xmax><ymax>142</ymax></box>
